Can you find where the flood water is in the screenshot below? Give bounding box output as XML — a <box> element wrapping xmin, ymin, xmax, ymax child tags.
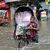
<box><xmin>0</xmin><ymin>20</ymin><xmax>50</xmax><ymax>50</ymax></box>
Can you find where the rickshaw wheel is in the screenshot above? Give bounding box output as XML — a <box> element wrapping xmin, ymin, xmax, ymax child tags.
<box><xmin>32</xmin><ymin>35</ymin><xmax>39</xmax><ymax>43</ymax></box>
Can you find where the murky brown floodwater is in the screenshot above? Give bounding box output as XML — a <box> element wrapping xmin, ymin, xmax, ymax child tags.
<box><xmin>0</xmin><ymin>20</ymin><xmax>50</xmax><ymax>50</ymax></box>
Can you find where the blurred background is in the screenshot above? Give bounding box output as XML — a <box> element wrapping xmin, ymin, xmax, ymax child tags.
<box><xmin>0</xmin><ymin>0</ymin><xmax>50</xmax><ymax>50</ymax></box>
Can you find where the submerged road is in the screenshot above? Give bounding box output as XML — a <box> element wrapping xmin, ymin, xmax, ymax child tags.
<box><xmin>0</xmin><ymin>20</ymin><xmax>50</xmax><ymax>50</ymax></box>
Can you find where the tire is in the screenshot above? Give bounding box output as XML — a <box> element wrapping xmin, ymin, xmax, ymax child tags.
<box><xmin>35</xmin><ymin>35</ymin><xmax>39</xmax><ymax>43</ymax></box>
<box><xmin>32</xmin><ymin>35</ymin><xmax>39</xmax><ymax>43</ymax></box>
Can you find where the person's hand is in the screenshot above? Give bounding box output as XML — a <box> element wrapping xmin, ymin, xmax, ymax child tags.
<box><xmin>27</xmin><ymin>25</ymin><xmax>33</xmax><ymax>29</ymax></box>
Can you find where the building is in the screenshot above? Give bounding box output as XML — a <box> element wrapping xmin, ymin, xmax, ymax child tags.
<box><xmin>0</xmin><ymin>0</ymin><xmax>11</xmax><ymax>25</ymax></box>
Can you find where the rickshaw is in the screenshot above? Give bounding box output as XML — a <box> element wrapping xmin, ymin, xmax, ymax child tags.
<box><xmin>14</xmin><ymin>6</ymin><xmax>39</xmax><ymax>50</ymax></box>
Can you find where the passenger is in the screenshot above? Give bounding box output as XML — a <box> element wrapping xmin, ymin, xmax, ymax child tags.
<box><xmin>26</xmin><ymin>14</ymin><xmax>39</xmax><ymax>42</ymax></box>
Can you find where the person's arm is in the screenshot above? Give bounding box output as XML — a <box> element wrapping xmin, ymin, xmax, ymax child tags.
<box><xmin>33</xmin><ymin>16</ymin><xmax>40</xmax><ymax>31</ymax></box>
